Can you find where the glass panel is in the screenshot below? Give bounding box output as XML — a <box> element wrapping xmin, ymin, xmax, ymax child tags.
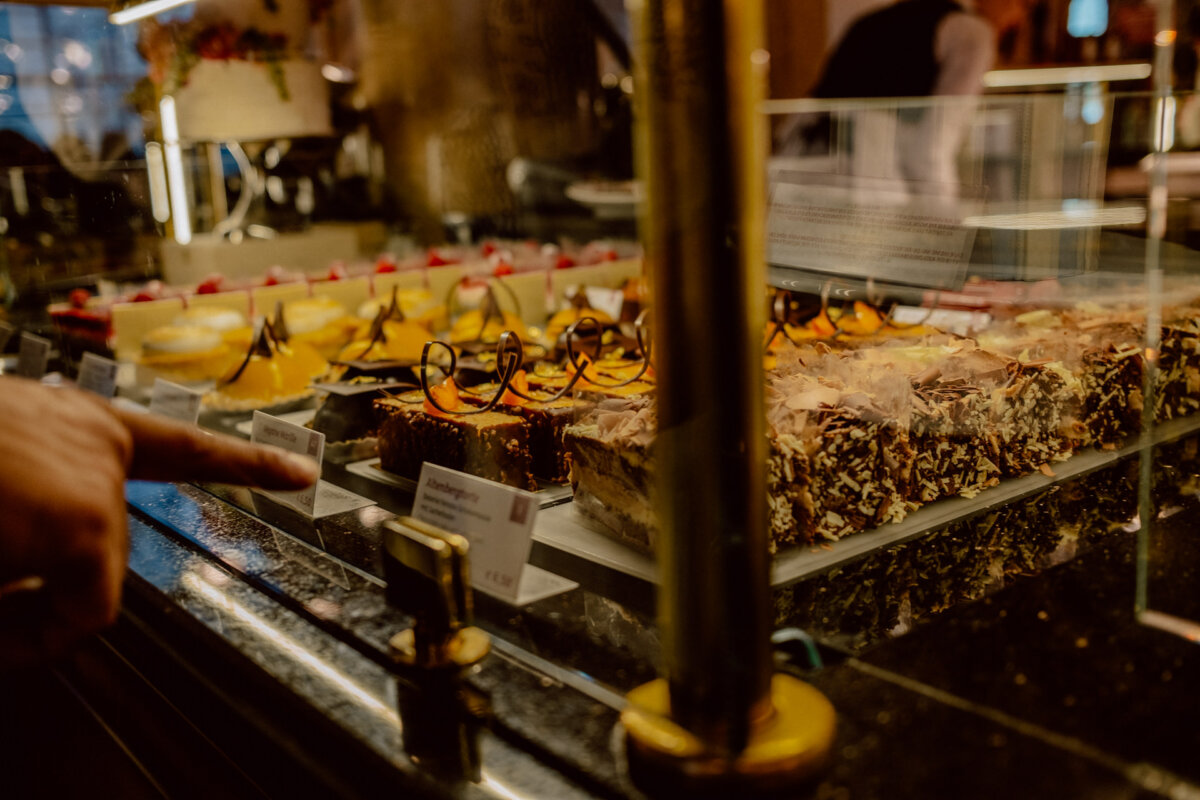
<box><xmin>8</xmin><ymin>1</ymin><xmax>1200</xmax><ymax>770</ymax></box>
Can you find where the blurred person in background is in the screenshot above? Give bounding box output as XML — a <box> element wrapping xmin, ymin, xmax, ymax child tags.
<box><xmin>777</xmin><ymin>0</ymin><xmax>1029</xmax><ymax>194</ymax></box>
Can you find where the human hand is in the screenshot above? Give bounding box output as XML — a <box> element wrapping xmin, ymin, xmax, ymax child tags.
<box><xmin>0</xmin><ymin>377</ymin><xmax>319</xmax><ymax>668</ymax></box>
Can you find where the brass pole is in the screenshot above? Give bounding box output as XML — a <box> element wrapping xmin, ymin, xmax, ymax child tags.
<box><xmin>631</xmin><ymin>0</ymin><xmax>772</xmax><ymax>754</ymax></box>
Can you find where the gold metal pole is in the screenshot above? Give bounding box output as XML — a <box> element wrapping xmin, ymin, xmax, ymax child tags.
<box><xmin>634</xmin><ymin>0</ymin><xmax>772</xmax><ymax>749</ymax></box>
<box><xmin>622</xmin><ymin>0</ymin><xmax>835</xmax><ymax>793</ymax></box>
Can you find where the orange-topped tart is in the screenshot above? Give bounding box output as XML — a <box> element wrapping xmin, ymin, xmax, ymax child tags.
<box><xmin>206</xmin><ymin>324</ymin><xmax>318</xmax><ymax>411</ymax></box>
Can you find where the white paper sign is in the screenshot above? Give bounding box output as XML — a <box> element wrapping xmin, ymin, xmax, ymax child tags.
<box><xmin>0</xmin><ymin>321</ymin><xmax>15</xmax><ymax>352</ymax></box>
<box><xmin>77</xmin><ymin>352</ymin><xmax>119</xmax><ymax>399</ymax></box>
<box><xmin>310</xmin><ymin>481</ymin><xmax>375</xmax><ymax>517</ymax></box>
<box><xmin>149</xmin><ymin>378</ymin><xmax>203</xmax><ymax>424</ymax></box>
<box><xmin>251</xmin><ymin>410</ymin><xmax>325</xmax><ymax>516</ymax></box>
<box><xmin>16</xmin><ymin>332</ymin><xmax>50</xmax><ymax>379</ymax></box>
<box><xmin>412</xmin><ymin>463</ymin><xmax>538</xmax><ymax>603</ymax></box>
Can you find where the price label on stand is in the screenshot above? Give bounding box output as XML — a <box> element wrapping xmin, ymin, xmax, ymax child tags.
<box><xmin>15</xmin><ymin>332</ymin><xmax>50</xmax><ymax>380</ymax></box>
<box><xmin>251</xmin><ymin>410</ymin><xmax>324</xmax><ymax>516</ymax></box>
<box><xmin>77</xmin><ymin>352</ymin><xmax>119</xmax><ymax>399</ymax></box>
<box><xmin>149</xmin><ymin>378</ymin><xmax>202</xmax><ymax>425</ymax></box>
<box><xmin>249</xmin><ymin>411</ymin><xmax>372</xmax><ymax>518</ymax></box>
<box><xmin>411</xmin><ymin>463</ymin><xmax>576</xmax><ymax>605</ymax></box>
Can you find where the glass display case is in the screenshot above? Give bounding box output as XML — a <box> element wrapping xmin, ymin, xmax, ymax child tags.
<box><xmin>5</xmin><ymin>1</ymin><xmax>1200</xmax><ymax>797</ymax></box>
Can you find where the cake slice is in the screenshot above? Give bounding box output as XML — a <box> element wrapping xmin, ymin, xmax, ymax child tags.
<box><xmin>977</xmin><ymin>309</ymin><xmax>1140</xmax><ymax>448</ymax></box>
<box><xmin>842</xmin><ymin>342</ymin><xmax>1005</xmax><ymax>502</ymax></box>
<box><xmin>766</xmin><ymin>373</ymin><xmax>915</xmax><ymax>546</ymax></box>
<box><xmin>563</xmin><ymin>397</ymin><xmax>658</xmax><ymax>552</ymax></box>
<box><xmin>461</xmin><ymin>380</ymin><xmax>578</xmax><ymax>485</ymax></box>
<box><xmin>375</xmin><ymin>392</ymin><xmax>536</xmax><ymax>490</ymax></box>
<box><xmin>1155</xmin><ymin>308</ymin><xmax>1200</xmax><ymax>422</ymax></box>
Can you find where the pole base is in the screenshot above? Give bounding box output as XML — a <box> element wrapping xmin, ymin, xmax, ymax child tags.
<box><xmin>621</xmin><ymin>674</ymin><xmax>836</xmax><ymax>798</ymax></box>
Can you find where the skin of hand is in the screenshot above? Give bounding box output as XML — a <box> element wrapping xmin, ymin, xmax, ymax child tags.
<box><xmin>0</xmin><ymin>376</ymin><xmax>320</xmax><ymax>669</ymax></box>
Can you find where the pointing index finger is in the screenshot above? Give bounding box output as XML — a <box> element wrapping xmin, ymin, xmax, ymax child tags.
<box><xmin>113</xmin><ymin>407</ymin><xmax>320</xmax><ymax>490</ymax></box>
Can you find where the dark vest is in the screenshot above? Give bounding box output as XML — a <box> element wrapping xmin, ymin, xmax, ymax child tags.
<box><xmin>814</xmin><ymin>0</ymin><xmax>966</xmax><ymax>99</ymax></box>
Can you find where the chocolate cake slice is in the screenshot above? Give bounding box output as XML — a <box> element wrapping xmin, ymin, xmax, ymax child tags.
<box><xmin>847</xmin><ymin>342</ymin><xmax>1007</xmax><ymax>502</ymax></box>
<box><xmin>910</xmin><ymin>379</ymin><xmax>1001</xmax><ymax>502</ymax></box>
<box><xmin>765</xmin><ymin>372</ymin><xmax>915</xmax><ymax>546</ymax></box>
<box><xmin>375</xmin><ymin>394</ymin><xmax>536</xmax><ymax>490</ymax></box>
<box><xmin>978</xmin><ymin>310</ymin><xmax>1140</xmax><ymax>449</ymax></box>
<box><xmin>457</xmin><ymin>382</ymin><xmax>578</xmax><ymax>485</ymax></box>
<box><xmin>515</xmin><ymin>398</ymin><xmax>576</xmax><ymax>484</ymax></box>
<box><xmin>1156</xmin><ymin>312</ymin><xmax>1200</xmax><ymax>422</ymax></box>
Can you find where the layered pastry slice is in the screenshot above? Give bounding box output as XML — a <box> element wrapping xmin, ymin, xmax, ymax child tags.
<box><xmin>374</xmin><ymin>382</ymin><xmax>537</xmax><ymax>490</ymax></box>
<box><xmin>1155</xmin><ymin>307</ymin><xmax>1200</xmax><ymax>422</ymax></box>
<box><xmin>847</xmin><ymin>343</ymin><xmax>1007</xmax><ymax>502</ymax></box>
<box><xmin>206</xmin><ymin>323</ymin><xmax>320</xmax><ymax>411</ymax></box>
<box><xmin>977</xmin><ymin>308</ymin><xmax>1139</xmax><ymax>448</ymax></box>
<box><xmin>562</xmin><ymin>397</ymin><xmax>658</xmax><ymax>552</ymax></box>
<box><xmin>276</xmin><ymin>296</ymin><xmax>358</xmax><ymax>359</ymax></box>
<box><xmin>765</xmin><ymin>368</ymin><xmax>914</xmax><ymax>546</ymax></box>
<box><xmin>140</xmin><ymin>324</ymin><xmax>234</xmax><ymax>382</ymax></box>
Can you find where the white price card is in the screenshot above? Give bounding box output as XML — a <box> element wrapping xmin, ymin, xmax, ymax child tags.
<box><xmin>412</xmin><ymin>463</ymin><xmax>577</xmax><ymax>605</ymax></box>
<box><xmin>251</xmin><ymin>410</ymin><xmax>325</xmax><ymax>516</ymax></box>
<box><xmin>249</xmin><ymin>411</ymin><xmax>373</xmax><ymax>518</ymax></box>
<box><xmin>16</xmin><ymin>332</ymin><xmax>50</xmax><ymax>379</ymax></box>
<box><xmin>149</xmin><ymin>378</ymin><xmax>203</xmax><ymax>424</ymax></box>
<box><xmin>77</xmin><ymin>352</ymin><xmax>119</xmax><ymax>399</ymax></box>
<box><xmin>0</xmin><ymin>321</ymin><xmax>15</xmax><ymax>352</ymax></box>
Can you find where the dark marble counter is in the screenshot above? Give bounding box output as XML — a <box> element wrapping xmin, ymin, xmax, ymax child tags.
<box><xmin>114</xmin><ymin>432</ymin><xmax>1200</xmax><ymax>798</ymax></box>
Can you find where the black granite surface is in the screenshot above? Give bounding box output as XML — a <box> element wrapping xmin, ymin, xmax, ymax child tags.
<box><xmin>114</xmin><ymin>429</ymin><xmax>1200</xmax><ymax>798</ymax></box>
<box><xmin>854</xmin><ymin>509</ymin><xmax>1200</xmax><ymax>787</ymax></box>
<box><xmin>805</xmin><ymin>664</ymin><xmax>1165</xmax><ymax>800</ymax></box>
<box><xmin>124</xmin><ymin>512</ymin><xmax>604</xmax><ymax>800</ymax></box>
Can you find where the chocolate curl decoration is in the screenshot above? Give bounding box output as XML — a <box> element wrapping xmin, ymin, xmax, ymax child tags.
<box><xmin>220</xmin><ymin>318</ymin><xmax>275</xmax><ymax>387</ymax></box>
<box><xmin>634</xmin><ymin>307</ymin><xmax>654</xmax><ymax>365</ymax></box>
<box><xmin>490</xmin><ymin>277</ymin><xmax>523</xmax><ymax>324</ymax></box>
<box><xmin>476</xmin><ymin>285</ymin><xmax>505</xmax><ymax>341</ymax></box>
<box><xmin>416</xmin><ymin>339</ymin><xmax>521</xmax><ymax>415</ymax></box>
<box><xmin>882</xmin><ymin>290</ymin><xmax>940</xmax><ymax>331</ymax></box>
<box><xmin>565</xmin><ymin>314</ymin><xmax>606</xmax><ymax>365</ymax></box>
<box><xmin>561</xmin><ymin>312</ymin><xmax>654</xmax><ymax>388</ymax></box>
<box><xmin>346</xmin><ymin>306</ymin><xmax>390</xmax><ymax>362</ymax></box>
<box><xmin>495</xmin><ymin>329</ymin><xmax>589</xmax><ymax>403</ymax></box>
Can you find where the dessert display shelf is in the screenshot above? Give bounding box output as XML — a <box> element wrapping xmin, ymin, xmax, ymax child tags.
<box><xmin>526</xmin><ymin>412</ymin><xmax>1200</xmax><ymax>599</ymax></box>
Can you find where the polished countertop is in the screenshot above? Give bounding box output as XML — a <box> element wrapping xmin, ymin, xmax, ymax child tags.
<box><xmin>119</xmin><ymin>431</ymin><xmax>1200</xmax><ymax>799</ymax></box>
